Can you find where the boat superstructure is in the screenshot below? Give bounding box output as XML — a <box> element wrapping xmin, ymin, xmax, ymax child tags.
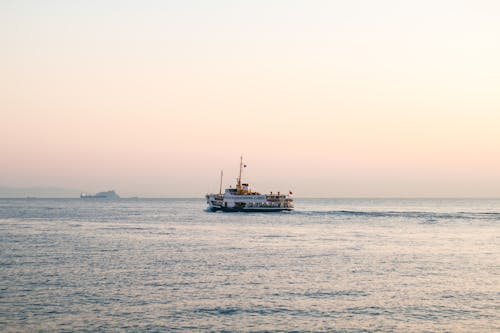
<box><xmin>206</xmin><ymin>157</ymin><xmax>294</xmax><ymax>212</ymax></box>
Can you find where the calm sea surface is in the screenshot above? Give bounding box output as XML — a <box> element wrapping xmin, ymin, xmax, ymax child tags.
<box><xmin>0</xmin><ymin>198</ymin><xmax>499</xmax><ymax>332</ymax></box>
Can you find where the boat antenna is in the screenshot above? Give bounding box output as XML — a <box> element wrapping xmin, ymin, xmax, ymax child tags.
<box><xmin>237</xmin><ymin>155</ymin><xmax>243</xmax><ymax>190</ymax></box>
<box><xmin>219</xmin><ymin>170</ymin><xmax>223</xmax><ymax>194</ymax></box>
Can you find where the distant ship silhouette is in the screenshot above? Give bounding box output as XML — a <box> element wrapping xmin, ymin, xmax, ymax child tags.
<box><xmin>80</xmin><ymin>190</ymin><xmax>120</xmax><ymax>199</ymax></box>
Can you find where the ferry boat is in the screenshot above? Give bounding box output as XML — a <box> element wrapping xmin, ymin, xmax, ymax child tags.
<box><xmin>206</xmin><ymin>157</ymin><xmax>294</xmax><ymax>212</ymax></box>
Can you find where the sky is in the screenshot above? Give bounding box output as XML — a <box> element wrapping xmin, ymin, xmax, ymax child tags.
<box><xmin>1</xmin><ymin>0</ymin><xmax>500</xmax><ymax>197</ymax></box>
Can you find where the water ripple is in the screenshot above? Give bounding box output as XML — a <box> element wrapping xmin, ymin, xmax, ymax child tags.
<box><xmin>0</xmin><ymin>198</ymin><xmax>499</xmax><ymax>331</ymax></box>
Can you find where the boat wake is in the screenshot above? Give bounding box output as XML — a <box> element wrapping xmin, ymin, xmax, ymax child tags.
<box><xmin>292</xmin><ymin>209</ymin><xmax>500</xmax><ymax>221</ymax></box>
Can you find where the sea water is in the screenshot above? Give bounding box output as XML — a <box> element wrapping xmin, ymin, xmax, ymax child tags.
<box><xmin>0</xmin><ymin>198</ymin><xmax>498</xmax><ymax>332</ymax></box>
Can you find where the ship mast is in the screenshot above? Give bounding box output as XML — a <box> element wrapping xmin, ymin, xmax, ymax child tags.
<box><xmin>237</xmin><ymin>155</ymin><xmax>243</xmax><ymax>191</ymax></box>
<box><xmin>219</xmin><ymin>170</ymin><xmax>223</xmax><ymax>194</ymax></box>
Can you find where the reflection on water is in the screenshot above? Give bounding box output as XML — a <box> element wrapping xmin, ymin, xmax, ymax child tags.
<box><xmin>0</xmin><ymin>198</ymin><xmax>499</xmax><ymax>331</ymax></box>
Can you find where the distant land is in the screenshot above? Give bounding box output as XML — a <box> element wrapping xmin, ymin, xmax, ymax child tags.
<box><xmin>0</xmin><ymin>186</ymin><xmax>81</xmax><ymax>198</ymax></box>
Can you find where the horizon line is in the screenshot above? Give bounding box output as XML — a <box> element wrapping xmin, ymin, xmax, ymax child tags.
<box><xmin>0</xmin><ymin>196</ymin><xmax>499</xmax><ymax>200</ymax></box>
